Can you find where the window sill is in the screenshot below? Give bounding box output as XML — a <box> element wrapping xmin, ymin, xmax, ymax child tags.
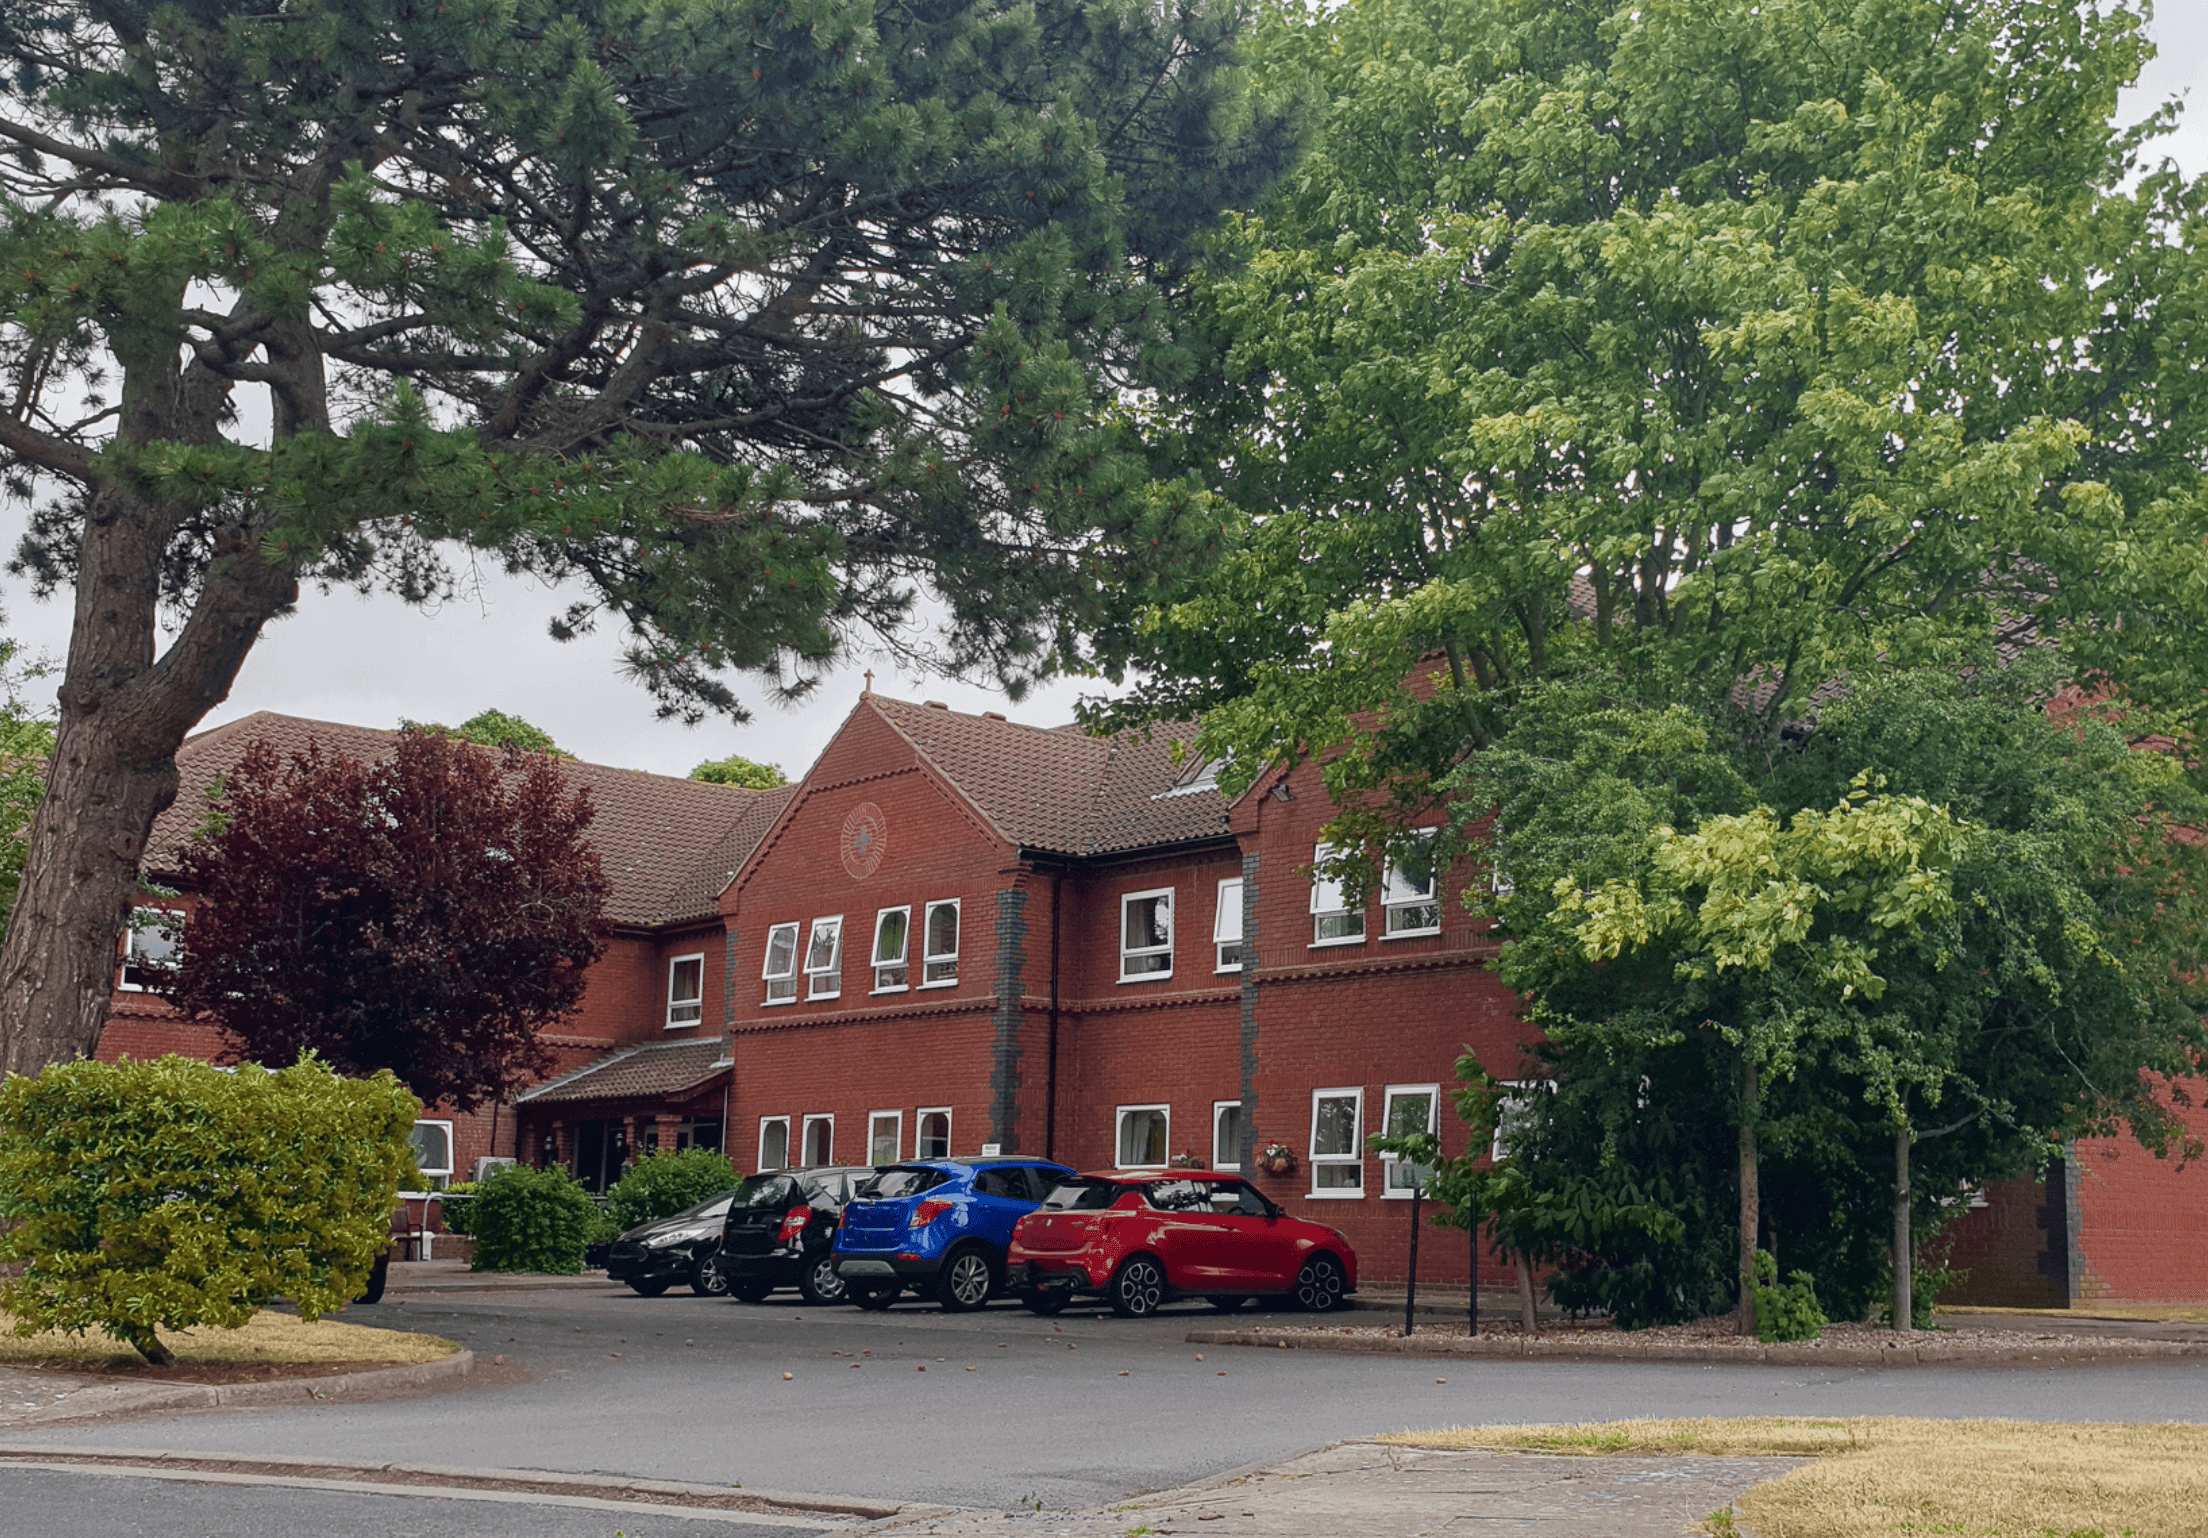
<box><xmin>1116</xmin><ymin>971</ymin><xmax>1175</xmax><ymax>985</ymax></box>
<box><xmin>1305</xmin><ymin>1186</ymin><xmax>1365</xmax><ymax>1200</ymax></box>
<box><xmin>870</xmin><ymin>984</ymin><xmax>909</xmax><ymax>996</ymax></box>
<box><xmin>1380</xmin><ymin>1187</ymin><xmax>1431</xmax><ymax>1200</ymax></box>
<box><xmin>916</xmin><ymin>978</ymin><xmax>959</xmax><ymax>990</ymax></box>
<box><xmin>807</xmin><ymin>993</ymin><xmax>843</xmax><ymax>1004</ymax></box>
<box><xmin>1308</xmin><ymin>935</ymin><xmax>1367</xmax><ymax>950</ymax></box>
<box><xmin>1213</xmin><ymin>1162</ymin><xmax>1242</xmax><ymax>1173</ymax></box>
<box><xmin>663</xmin><ymin>1020</ymin><xmax>701</xmax><ymax>1031</ymax></box>
<box><xmin>1214</xmin><ymin>964</ymin><xmax>1243</xmax><ymax>975</ymax></box>
<box><xmin>761</xmin><ymin>996</ymin><xmax>797</xmax><ymax>1007</ymax></box>
<box><xmin>1380</xmin><ymin>925</ymin><xmax>1441</xmax><ymax>940</ymax></box>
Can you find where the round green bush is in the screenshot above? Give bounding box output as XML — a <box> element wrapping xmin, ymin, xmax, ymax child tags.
<box><xmin>603</xmin><ymin>1148</ymin><xmax>739</xmax><ymax>1233</ymax></box>
<box><xmin>466</xmin><ymin>1164</ymin><xmax>602</xmax><ymax>1274</ymax></box>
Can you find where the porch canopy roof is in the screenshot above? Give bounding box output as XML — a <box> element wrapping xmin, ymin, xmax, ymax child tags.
<box><xmin>515</xmin><ymin>1038</ymin><xmax>729</xmax><ymax>1107</ymax></box>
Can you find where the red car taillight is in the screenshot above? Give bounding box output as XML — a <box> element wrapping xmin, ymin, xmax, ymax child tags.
<box><xmin>776</xmin><ymin>1206</ymin><xmax>812</xmax><ymax>1243</ymax></box>
<box><xmin>910</xmin><ymin>1198</ymin><xmax>955</xmax><ymax>1228</ymax></box>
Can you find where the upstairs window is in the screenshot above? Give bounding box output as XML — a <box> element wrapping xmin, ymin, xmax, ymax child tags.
<box><xmin>118</xmin><ymin>909</ymin><xmax>182</xmax><ymax>992</ymax></box>
<box><xmin>1213</xmin><ymin>877</ymin><xmax>1245</xmax><ymax>972</ymax></box>
<box><xmin>872</xmin><ymin>907</ymin><xmax>910</xmax><ymax>992</ymax></box>
<box><xmin>1120</xmin><ymin>888</ymin><xmax>1174</xmax><ymax>980</ymax></box>
<box><xmin>804</xmin><ymin>917</ymin><xmax>844</xmax><ymax>1000</ymax></box>
<box><xmin>1310</xmin><ymin>843</ymin><xmax>1365</xmax><ymax>945</ymax></box>
<box><xmin>922</xmin><ymin>900</ymin><xmax>960</xmax><ymax>986</ymax></box>
<box><xmin>665</xmin><ymin>953</ymin><xmax>705</xmax><ymax>1028</ymax></box>
<box><xmin>1383</xmin><ymin>829</ymin><xmax>1441</xmax><ymax>937</ymax></box>
<box><xmin>762</xmin><ymin>922</ymin><xmax>799</xmax><ymax>1004</ymax></box>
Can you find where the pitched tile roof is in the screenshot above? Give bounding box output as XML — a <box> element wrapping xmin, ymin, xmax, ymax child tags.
<box><xmin>153</xmin><ymin>712</ymin><xmax>776</xmax><ymax>928</ymax></box>
<box><xmin>866</xmin><ymin>696</ymin><xmax>1230</xmax><ymax>857</ymax></box>
<box><xmin>514</xmin><ymin>1038</ymin><xmax>730</xmax><ymax>1104</ymax></box>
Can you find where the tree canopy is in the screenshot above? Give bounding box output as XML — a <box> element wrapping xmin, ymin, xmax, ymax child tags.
<box><xmin>157</xmin><ymin>729</ymin><xmax>610</xmax><ymax>1110</ymax></box>
<box><xmin>406</xmin><ymin>709</ymin><xmax>566</xmax><ymax>757</ymax></box>
<box><xmin>0</xmin><ymin>0</ymin><xmax>1305</xmax><ymax>1070</ymax></box>
<box><xmin>689</xmin><ymin>753</ymin><xmax>788</xmax><ymax>789</ymax></box>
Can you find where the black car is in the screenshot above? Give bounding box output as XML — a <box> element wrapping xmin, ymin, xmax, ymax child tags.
<box><xmin>719</xmin><ymin>1165</ymin><xmax>879</xmax><ymax>1305</ymax></box>
<box><xmin>603</xmin><ymin>1190</ymin><xmax>741</xmax><ymax>1297</ymax></box>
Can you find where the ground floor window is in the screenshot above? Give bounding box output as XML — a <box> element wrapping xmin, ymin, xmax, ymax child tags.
<box><xmin>1116</xmin><ymin>1104</ymin><xmax>1169</xmax><ymax>1168</ymax></box>
<box><xmin>408</xmin><ymin>1120</ymin><xmax>455</xmax><ymax>1190</ymax></box>
<box><xmin>1211</xmin><ymin>1101</ymin><xmax>1242</xmax><ymax>1171</ymax></box>
<box><xmin>1309</xmin><ymin>1088</ymin><xmax>1363</xmax><ymax>1195</ymax></box>
<box><xmin>758</xmin><ymin>1116</ymin><xmax>790</xmax><ymax>1172</ymax></box>
<box><xmin>1380</xmin><ymin>1084</ymin><xmax>1439</xmax><ymax>1196</ymax></box>
<box><xmin>673</xmin><ymin>1118</ymin><xmax>721</xmax><ymax>1153</ymax></box>
<box><xmin>916</xmin><ymin>1107</ymin><xmax>951</xmax><ymax>1159</ymax></box>
<box><xmin>869</xmin><ymin>1111</ymin><xmax>902</xmax><ymax>1166</ymax></box>
<box><xmin>802</xmin><ymin>1113</ymin><xmax>834</xmax><ymax>1166</ymax></box>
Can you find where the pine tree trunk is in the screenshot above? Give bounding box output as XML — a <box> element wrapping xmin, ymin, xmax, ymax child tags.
<box><xmin>0</xmin><ymin>474</ymin><xmax>297</xmax><ymax>1075</ymax></box>
<box><xmin>1892</xmin><ymin>1123</ymin><xmax>1913</xmax><ymax>1333</ymax></box>
<box><xmin>1737</xmin><ymin>1058</ymin><xmax>1760</xmax><ymax>1338</ymax></box>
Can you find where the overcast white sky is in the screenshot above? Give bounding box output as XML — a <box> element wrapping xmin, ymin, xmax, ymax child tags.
<box><xmin>3</xmin><ymin>10</ymin><xmax>2202</xmax><ymax>782</ymax></box>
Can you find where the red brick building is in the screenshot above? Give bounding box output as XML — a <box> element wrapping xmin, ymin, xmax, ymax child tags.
<box><xmin>99</xmin><ymin>696</ymin><xmax>2208</xmax><ymax>1300</ymax></box>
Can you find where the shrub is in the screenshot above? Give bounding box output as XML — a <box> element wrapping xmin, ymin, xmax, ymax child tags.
<box><xmin>0</xmin><ymin>1054</ymin><xmax>418</xmax><ymax>1364</ymax></box>
<box><xmin>1751</xmin><ymin>1249</ymin><xmax>1828</xmax><ymax>1343</ymax></box>
<box><xmin>603</xmin><ymin>1148</ymin><xmax>739</xmax><ymax>1233</ymax></box>
<box><xmin>438</xmin><ymin>1180</ymin><xmax>480</xmax><ymax>1237</ymax></box>
<box><xmin>465</xmin><ymin>1165</ymin><xmax>602</xmax><ymax>1274</ymax></box>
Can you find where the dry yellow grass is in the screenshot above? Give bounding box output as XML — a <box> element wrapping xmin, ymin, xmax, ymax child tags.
<box><xmin>0</xmin><ymin>1308</ymin><xmax>458</xmax><ymax>1369</ymax></box>
<box><xmin>1378</xmin><ymin>1417</ymin><xmax>2208</xmax><ymax>1538</ymax></box>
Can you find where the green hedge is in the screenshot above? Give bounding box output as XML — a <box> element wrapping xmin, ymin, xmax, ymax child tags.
<box><xmin>603</xmin><ymin>1148</ymin><xmax>739</xmax><ymax>1232</ymax></box>
<box><xmin>0</xmin><ymin>1054</ymin><xmax>418</xmax><ymax>1364</ymax></box>
<box><xmin>466</xmin><ymin>1164</ymin><xmax>602</xmax><ymax>1274</ymax></box>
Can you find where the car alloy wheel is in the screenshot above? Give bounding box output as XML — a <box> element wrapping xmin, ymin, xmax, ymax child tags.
<box><xmin>797</xmin><ymin>1253</ymin><xmax>847</xmax><ymax>1306</ymax></box>
<box><xmin>1295</xmin><ymin>1254</ymin><xmax>1346</xmax><ymax>1312</ymax></box>
<box><xmin>937</xmin><ymin>1248</ymin><xmax>996</xmax><ymax>1312</ymax></box>
<box><xmin>1109</xmin><ymin>1256</ymin><xmax>1166</xmax><ymax>1318</ymax></box>
<box><xmin>692</xmin><ymin>1255</ymin><xmax>731</xmax><ymax>1297</ymax></box>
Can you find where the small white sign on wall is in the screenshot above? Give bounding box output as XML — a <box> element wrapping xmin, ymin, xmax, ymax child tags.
<box><xmin>980</xmin><ymin>1142</ymin><xmax>1002</xmax><ymax>1156</ymax></box>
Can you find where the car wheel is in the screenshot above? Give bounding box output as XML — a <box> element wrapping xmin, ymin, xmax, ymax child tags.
<box><xmin>692</xmin><ymin>1256</ymin><xmax>731</xmax><ymax>1298</ymax></box>
<box><xmin>1295</xmin><ymin>1254</ymin><xmax>1347</xmax><ymax>1312</ymax></box>
<box><xmin>936</xmin><ymin>1248</ymin><xmax>997</xmax><ymax>1312</ymax></box>
<box><xmin>850</xmin><ymin>1283</ymin><xmax>899</xmax><ymax>1311</ymax></box>
<box><xmin>1108</xmin><ymin>1256</ymin><xmax>1166</xmax><ymax>1318</ymax></box>
<box><xmin>1203</xmin><ymin>1294</ymin><xmax>1250</xmax><ymax>1313</ymax></box>
<box><xmin>627</xmin><ymin>1278</ymin><xmax>673</xmax><ymax>1298</ymax></box>
<box><xmin>796</xmin><ymin>1252</ymin><xmax>848</xmax><ymax>1306</ymax></box>
<box><xmin>1020</xmin><ymin>1288</ymin><xmax>1070</xmax><ymax>1317</ymax></box>
<box><xmin>729</xmin><ymin>1277</ymin><xmax>772</xmax><ymax>1304</ymax></box>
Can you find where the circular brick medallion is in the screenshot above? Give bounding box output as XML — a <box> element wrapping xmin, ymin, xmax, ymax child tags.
<box><xmin>840</xmin><ymin>801</ymin><xmax>887</xmax><ymax>881</ymax></box>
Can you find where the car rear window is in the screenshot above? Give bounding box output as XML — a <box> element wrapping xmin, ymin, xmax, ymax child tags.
<box><xmin>860</xmin><ymin>1167</ymin><xmax>948</xmax><ymax>1200</ymax></box>
<box><xmin>1042</xmin><ymin>1178</ymin><xmax>1122</xmax><ymax>1211</ymax></box>
<box><xmin>730</xmin><ymin>1175</ymin><xmax>799</xmax><ymax>1211</ymax></box>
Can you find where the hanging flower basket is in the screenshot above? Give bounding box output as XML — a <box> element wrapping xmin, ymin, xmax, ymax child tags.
<box><xmin>1255</xmin><ymin>1142</ymin><xmax>1297</xmax><ymax>1177</ymax></box>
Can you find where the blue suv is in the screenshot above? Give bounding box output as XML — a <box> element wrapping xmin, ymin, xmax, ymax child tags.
<box><xmin>833</xmin><ymin>1156</ymin><xmax>1074</xmax><ymax>1311</ymax></box>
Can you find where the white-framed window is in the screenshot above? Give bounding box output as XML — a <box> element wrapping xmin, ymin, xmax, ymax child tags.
<box><xmin>804</xmin><ymin>916</ymin><xmax>844</xmax><ymax>1000</ymax></box>
<box><xmin>1309</xmin><ymin>843</ymin><xmax>1366</xmax><ymax>946</ymax></box>
<box><xmin>1213</xmin><ymin>877</ymin><xmax>1245</xmax><ymax>972</ymax></box>
<box><xmin>1115</xmin><ymin>1104</ymin><xmax>1170</xmax><ymax>1168</ymax></box>
<box><xmin>915</xmin><ymin>1107</ymin><xmax>952</xmax><ymax>1159</ymax></box>
<box><xmin>1119</xmin><ymin>888</ymin><xmax>1174</xmax><ymax>981</ymax></box>
<box><xmin>1309</xmin><ymin>1087</ymin><xmax>1364</xmax><ymax>1196</ymax></box>
<box><xmin>758</xmin><ymin>1116</ymin><xmax>790</xmax><ymax>1171</ymax></box>
<box><xmin>117</xmin><ymin>908</ymin><xmax>182</xmax><ymax>992</ymax></box>
<box><xmin>1380</xmin><ymin>1083</ymin><xmax>1440</xmax><ymax>1196</ymax></box>
<box><xmin>762</xmin><ymin>922</ymin><xmax>800</xmax><ymax>1004</ymax></box>
<box><xmin>665</xmin><ymin>952</ymin><xmax>706</xmax><ymax>1028</ymax></box>
<box><xmin>868</xmin><ymin>1110</ymin><xmax>902</xmax><ymax>1166</ymax></box>
<box><xmin>408</xmin><ymin>1119</ymin><xmax>455</xmax><ymax>1188</ymax></box>
<box><xmin>921</xmin><ymin>899</ymin><xmax>960</xmax><ymax>986</ymax></box>
<box><xmin>1383</xmin><ymin>828</ymin><xmax>1441</xmax><ymax>937</ymax></box>
<box><xmin>1212</xmin><ymin>1100</ymin><xmax>1243</xmax><ymax>1171</ymax></box>
<box><xmin>871</xmin><ymin>907</ymin><xmax>910</xmax><ymax>992</ymax></box>
<box><xmin>801</xmin><ymin>1114</ymin><xmax>834</xmax><ymax>1166</ymax></box>
<box><xmin>1492</xmin><ymin>1080</ymin><xmax>1546</xmax><ymax>1162</ymax></box>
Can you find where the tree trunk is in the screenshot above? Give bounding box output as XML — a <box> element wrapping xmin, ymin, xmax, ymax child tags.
<box><xmin>1892</xmin><ymin>1123</ymin><xmax>1913</xmax><ymax>1333</ymax></box>
<box><xmin>122</xmin><ymin>1327</ymin><xmax>176</xmax><ymax>1368</ymax></box>
<box><xmin>0</xmin><ymin>478</ymin><xmax>298</xmax><ymax>1076</ymax></box>
<box><xmin>1737</xmin><ymin>1058</ymin><xmax>1760</xmax><ymax>1337</ymax></box>
<box><xmin>1514</xmin><ymin>1249</ymin><xmax>1537</xmax><ymax>1335</ymax></box>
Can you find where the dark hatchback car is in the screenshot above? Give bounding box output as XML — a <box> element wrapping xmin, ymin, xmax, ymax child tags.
<box><xmin>603</xmin><ymin>1190</ymin><xmax>741</xmax><ymax>1297</ymax></box>
<box><xmin>718</xmin><ymin>1165</ymin><xmax>880</xmax><ymax>1305</ymax></box>
<box><xmin>832</xmin><ymin>1156</ymin><xmax>1075</xmax><ymax>1311</ymax></box>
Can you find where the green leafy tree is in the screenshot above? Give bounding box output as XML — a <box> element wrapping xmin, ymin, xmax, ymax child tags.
<box><xmin>604</xmin><ymin>1147</ymin><xmax>740</xmax><ymax>1232</ymax></box>
<box><xmin>0</xmin><ymin>1053</ymin><xmax>418</xmax><ymax>1364</ymax></box>
<box><xmin>689</xmin><ymin>754</ymin><xmax>788</xmax><ymax>790</ymax></box>
<box><xmin>1100</xmin><ymin>0</ymin><xmax>2208</xmax><ymax>794</ymax></box>
<box><xmin>405</xmin><ymin>709</ymin><xmax>566</xmax><ymax>757</ymax></box>
<box><xmin>0</xmin><ymin>0</ymin><xmax>1305</xmax><ymax>1076</ymax></box>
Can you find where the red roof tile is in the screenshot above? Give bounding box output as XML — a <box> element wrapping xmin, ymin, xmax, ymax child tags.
<box><xmin>155</xmin><ymin>712</ymin><xmax>776</xmax><ymax>928</ymax></box>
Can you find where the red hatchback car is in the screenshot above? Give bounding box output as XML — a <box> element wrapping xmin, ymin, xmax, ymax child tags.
<box><xmin>1008</xmin><ymin>1170</ymin><xmax>1358</xmax><ymax>1317</ymax></box>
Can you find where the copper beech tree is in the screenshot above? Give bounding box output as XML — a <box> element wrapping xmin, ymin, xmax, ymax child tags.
<box><xmin>156</xmin><ymin>730</ymin><xmax>610</xmax><ymax>1111</ymax></box>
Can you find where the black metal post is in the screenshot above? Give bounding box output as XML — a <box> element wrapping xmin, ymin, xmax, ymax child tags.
<box><xmin>1468</xmin><ymin>1218</ymin><xmax>1479</xmax><ymax>1337</ymax></box>
<box><xmin>1404</xmin><ymin>1179</ymin><xmax>1422</xmax><ymax>1336</ymax></box>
